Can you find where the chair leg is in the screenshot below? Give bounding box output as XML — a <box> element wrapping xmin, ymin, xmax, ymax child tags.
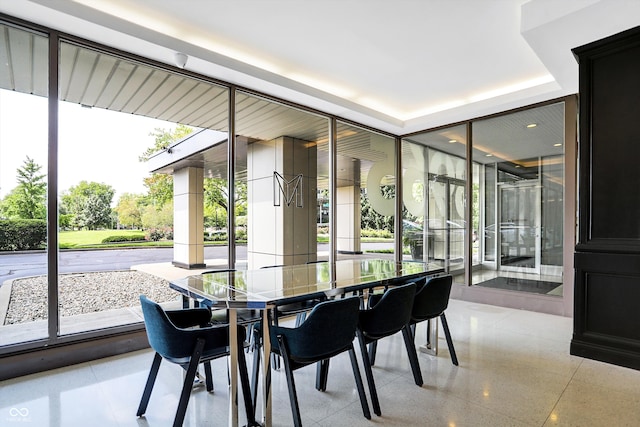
<box><xmin>174</xmin><ymin>338</ymin><xmax>205</xmax><ymax>427</ymax></box>
<box><xmin>402</xmin><ymin>325</ymin><xmax>424</xmax><ymax>386</ymax></box>
<box><xmin>250</xmin><ymin>328</ymin><xmax>261</xmax><ymax>412</ymax></box>
<box><xmin>137</xmin><ymin>352</ymin><xmax>162</xmax><ymax>416</ymax></box>
<box><xmin>357</xmin><ymin>331</ymin><xmax>381</xmax><ymax>416</ymax></box>
<box><xmin>277</xmin><ymin>335</ymin><xmax>303</xmax><ymax>427</ymax></box>
<box><xmin>272</xmin><ymin>310</ymin><xmax>282</xmax><ymax>371</ymax></box>
<box><xmin>203</xmin><ymin>361</ymin><xmax>214</xmax><ymax>392</ymax></box>
<box><xmin>440</xmin><ymin>313</ymin><xmax>459</xmax><ymax>366</ymax></box>
<box><xmin>315</xmin><ymin>359</ymin><xmax>330</xmax><ymax>391</ymax></box>
<box><xmin>348</xmin><ymin>345</ymin><xmax>371</xmax><ymax>420</ymax></box>
<box><xmin>367</xmin><ymin>341</ymin><xmax>378</xmax><ymax>366</ymax></box>
<box><xmin>271</xmin><ymin>353</ymin><xmax>281</xmax><ymax>370</ymax></box>
<box><xmin>237</xmin><ymin>335</ymin><xmax>260</xmax><ymax>427</ymax></box>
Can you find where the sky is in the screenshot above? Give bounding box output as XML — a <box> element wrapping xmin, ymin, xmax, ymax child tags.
<box><xmin>0</xmin><ymin>89</ymin><xmax>179</xmax><ymax>204</ymax></box>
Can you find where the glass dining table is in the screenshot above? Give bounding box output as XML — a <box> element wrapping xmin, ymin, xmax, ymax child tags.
<box><xmin>169</xmin><ymin>258</ymin><xmax>443</xmax><ymax>427</ymax></box>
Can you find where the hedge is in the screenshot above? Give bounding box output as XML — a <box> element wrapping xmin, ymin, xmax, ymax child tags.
<box><xmin>0</xmin><ymin>219</ymin><xmax>47</xmax><ymax>251</ymax></box>
<box><xmin>101</xmin><ymin>234</ymin><xmax>146</xmax><ymax>243</ymax></box>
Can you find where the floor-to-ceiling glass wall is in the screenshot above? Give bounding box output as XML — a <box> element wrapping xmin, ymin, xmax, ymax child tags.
<box><xmin>1</xmin><ymin>27</ymin><xmax>234</xmax><ymax>343</ymax></box>
<box><xmin>0</xmin><ymin>23</ymin><xmax>49</xmax><ymax>346</ymax></box>
<box><xmin>234</xmin><ymin>91</ymin><xmax>329</xmax><ymax>269</ymax></box>
<box><xmin>56</xmin><ymin>41</ymin><xmax>231</xmax><ymax>334</ymax></box>
<box><xmin>471</xmin><ymin>102</ymin><xmax>565</xmax><ymax>295</ymax></box>
<box><xmin>335</xmin><ymin>122</ymin><xmax>396</xmax><ymax>261</ymax></box>
<box><xmin>401</xmin><ymin>125</ymin><xmax>468</xmax><ymax>282</ymax></box>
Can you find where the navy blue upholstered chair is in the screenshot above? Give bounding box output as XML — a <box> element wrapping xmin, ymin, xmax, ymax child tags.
<box><xmin>137</xmin><ymin>296</ymin><xmax>257</xmax><ymax>427</ymax></box>
<box><xmin>269</xmin><ymin>296</ymin><xmax>371</xmax><ymax>427</ymax></box>
<box><xmin>260</xmin><ymin>265</ymin><xmax>327</xmax><ymax>372</ymax></box>
<box><xmin>409</xmin><ymin>274</ymin><xmax>458</xmax><ymax>367</ymax></box>
<box><xmin>353</xmin><ymin>282</ymin><xmax>419</xmax><ymax>415</ymax></box>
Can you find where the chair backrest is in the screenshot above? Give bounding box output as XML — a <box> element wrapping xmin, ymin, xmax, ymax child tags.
<box><xmin>411</xmin><ymin>275</ymin><xmax>453</xmax><ymax>322</ymax></box>
<box><xmin>359</xmin><ymin>282</ymin><xmax>416</xmax><ymax>340</ymax></box>
<box><xmin>272</xmin><ymin>296</ymin><xmax>360</xmax><ymax>363</ymax></box>
<box><xmin>140</xmin><ymin>295</ymin><xmax>196</xmax><ymax>360</ymax></box>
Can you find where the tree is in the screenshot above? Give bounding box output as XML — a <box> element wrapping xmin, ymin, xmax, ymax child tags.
<box><xmin>0</xmin><ymin>156</ymin><xmax>46</xmax><ymax>220</ymax></box>
<box><xmin>61</xmin><ymin>181</ymin><xmax>115</xmax><ymax>229</ymax></box>
<box><xmin>139</xmin><ymin>124</ymin><xmax>194</xmax><ymax>210</ymax></box>
<box><xmin>77</xmin><ymin>194</ymin><xmax>113</xmax><ymax>230</ymax></box>
<box><xmin>142</xmin><ymin>173</ymin><xmax>173</xmax><ymax>208</ymax></box>
<box><xmin>360</xmin><ymin>186</ymin><xmax>394</xmax><ymax>232</ymax></box>
<box><xmin>139</xmin><ymin>124</ymin><xmax>194</xmax><ymax>162</ymax></box>
<box><xmin>115</xmin><ymin>192</ymin><xmax>144</xmax><ymax>229</ymax></box>
<box><xmin>139</xmin><ymin>124</ymin><xmax>243</xmax><ymax>229</ymax></box>
<box><xmin>141</xmin><ymin>203</ymin><xmax>173</xmax><ymax>230</ymax></box>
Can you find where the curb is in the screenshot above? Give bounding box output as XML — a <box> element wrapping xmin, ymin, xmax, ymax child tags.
<box><xmin>0</xmin><ymin>280</ymin><xmax>13</xmax><ymax>326</ymax></box>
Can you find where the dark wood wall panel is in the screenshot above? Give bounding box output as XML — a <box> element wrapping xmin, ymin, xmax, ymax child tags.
<box><xmin>585</xmin><ymin>273</ymin><xmax>640</xmax><ymax>341</ymax></box>
<box><xmin>590</xmin><ymin>43</ymin><xmax>640</xmax><ymax>240</ymax></box>
<box><xmin>572</xmin><ymin>26</ymin><xmax>640</xmax><ymax>370</ymax></box>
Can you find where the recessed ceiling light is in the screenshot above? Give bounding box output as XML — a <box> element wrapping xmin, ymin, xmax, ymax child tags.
<box><xmin>485</xmin><ymin>154</ymin><xmax>493</xmax><ymax>157</ymax></box>
<box><xmin>526</xmin><ymin>123</ymin><xmax>538</xmax><ymax>128</ymax></box>
<box><xmin>448</xmin><ymin>139</ymin><xmax>456</xmax><ymax>143</ymax></box>
<box><xmin>554</xmin><ymin>143</ymin><xmax>562</xmax><ymax>147</ymax></box>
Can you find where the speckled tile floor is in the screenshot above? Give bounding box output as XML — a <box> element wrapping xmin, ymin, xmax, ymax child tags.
<box><xmin>2</xmin><ymin>299</ymin><xmax>640</xmax><ymax>426</ymax></box>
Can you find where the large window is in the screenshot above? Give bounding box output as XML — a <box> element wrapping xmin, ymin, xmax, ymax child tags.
<box><xmin>0</xmin><ymin>24</ymin><xmax>49</xmax><ymax>346</ymax></box>
<box><xmin>402</xmin><ymin>125</ymin><xmax>468</xmax><ymax>281</ymax></box>
<box><xmin>234</xmin><ymin>91</ymin><xmax>329</xmax><ymax>269</ymax></box>
<box><xmin>471</xmin><ymin>102</ymin><xmax>565</xmax><ymax>296</ymax></box>
<box><xmin>335</xmin><ymin>122</ymin><xmax>396</xmax><ymax>261</ymax></box>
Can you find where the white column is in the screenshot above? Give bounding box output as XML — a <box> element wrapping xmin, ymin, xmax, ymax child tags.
<box><xmin>247</xmin><ymin>136</ymin><xmax>317</xmax><ymax>269</ymax></box>
<box><xmin>172</xmin><ymin>166</ymin><xmax>205</xmax><ymax>268</ymax></box>
<box><xmin>336</xmin><ymin>185</ymin><xmax>362</xmax><ymax>254</ymax></box>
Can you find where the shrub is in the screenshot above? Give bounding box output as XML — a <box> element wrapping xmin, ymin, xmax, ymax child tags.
<box><xmin>144</xmin><ymin>227</ymin><xmax>173</xmax><ymax>242</ymax></box>
<box><xmin>0</xmin><ymin>219</ymin><xmax>47</xmax><ymax>251</ymax></box>
<box><xmin>164</xmin><ymin>227</ymin><xmax>173</xmax><ymax>240</ymax></box>
<box><xmin>101</xmin><ymin>234</ymin><xmax>146</xmax><ymax>243</ymax></box>
<box><xmin>361</xmin><ymin>228</ymin><xmax>393</xmax><ymax>239</ymax></box>
<box><xmin>205</xmin><ymin>231</ymin><xmax>227</xmax><ymax>242</ymax></box>
<box><xmin>235</xmin><ymin>227</ymin><xmax>247</xmax><ymax>241</ymax></box>
<box><xmin>145</xmin><ymin>228</ymin><xmax>165</xmax><ymax>242</ymax></box>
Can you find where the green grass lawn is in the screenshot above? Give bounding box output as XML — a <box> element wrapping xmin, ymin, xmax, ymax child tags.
<box><xmin>57</xmin><ymin>229</ymin><xmax>394</xmax><ymax>249</ymax></box>
<box><xmin>59</xmin><ymin>230</ymin><xmax>145</xmax><ymax>246</ymax></box>
<box><xmin>57</xmin><ymin>230</ymin><xmax>169</xmax><ymax>249</ymax></box>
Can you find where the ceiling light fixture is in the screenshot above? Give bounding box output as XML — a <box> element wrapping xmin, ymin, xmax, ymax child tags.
<box><xmin>485</xmin><ymin>154</ymin><xmax>493</xmax><ymax>157</ymax></box>
<box><xmin>174</xmin><ymin>52</ymin><xmax>188</xmax><ymax>68</ymax></box>
<box><xmin>449</xmin><ymin>139</ymin><xmax>456</xmax><ymax>143</ymax></box>
<box><xmin>526</xmin><ymin>123</ymin><xmax>538</xmax><ymax>128</ymax></box>
<box><xmin>554</xmin><ymin>143</ymin><xmax>562</xmax><ymax>147</ymax></box>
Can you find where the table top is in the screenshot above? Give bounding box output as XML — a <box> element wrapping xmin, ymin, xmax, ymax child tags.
<box><xmin>170</xmin><ymin>258</ymin><xmax>443</xmax><ymax>309</ymax></box>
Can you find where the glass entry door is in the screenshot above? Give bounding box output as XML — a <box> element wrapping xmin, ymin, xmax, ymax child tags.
<box><xmin>428</xmin><ymin>177</ymin><xmax>465</xmax><ymax>273</ymax></box>
<box><xmin>498</xmin><ymin>181</ymin><xmax>541</xmax><ymax>274</ymax></box>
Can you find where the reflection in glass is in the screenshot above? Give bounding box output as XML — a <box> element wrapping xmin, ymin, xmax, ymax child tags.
<box><xmin>401</xmin><ymin>125</ymin><xmax>467</xmax><ymax>282</ymax></box>
<box><xmin>335</xmin><ymin>122</ymin><xmax>396</xmax><ymax>260</ymax></box>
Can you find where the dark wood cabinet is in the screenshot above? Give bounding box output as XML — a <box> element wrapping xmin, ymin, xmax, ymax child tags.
<box><xmin>572</xmin><ymin>26</ymin><xmax>640</xmax><ymax>369</ymax></box>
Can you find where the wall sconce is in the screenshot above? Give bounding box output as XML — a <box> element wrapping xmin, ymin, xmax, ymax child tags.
<box><xmin>174</xmin><ymin>52</ymin><xmax>188</xmax><ymax>68</ymax></box>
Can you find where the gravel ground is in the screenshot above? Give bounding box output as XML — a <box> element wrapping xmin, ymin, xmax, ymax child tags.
<box><xmin>4</xmin><ymin>271</ymin><xmax>179</xmax><ymax>325</ymax></box>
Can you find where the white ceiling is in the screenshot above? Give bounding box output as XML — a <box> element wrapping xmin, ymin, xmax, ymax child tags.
<box><xmin>1</xmin><ymin>0</ymin><xmax>639</xmax><ymax>135</ymax></box>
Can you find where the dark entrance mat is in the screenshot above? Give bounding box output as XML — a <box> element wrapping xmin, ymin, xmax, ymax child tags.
<box><xmin>476</xmin><ymin>276</ymin><xmax>561</xmax><ymax>294</ymax></box>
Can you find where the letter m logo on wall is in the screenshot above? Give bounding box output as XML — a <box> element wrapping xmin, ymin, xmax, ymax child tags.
<box><xmin>273</xmin><ymin>172</ymin><xmax>303</xmax><ymax>207</ymax></box>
